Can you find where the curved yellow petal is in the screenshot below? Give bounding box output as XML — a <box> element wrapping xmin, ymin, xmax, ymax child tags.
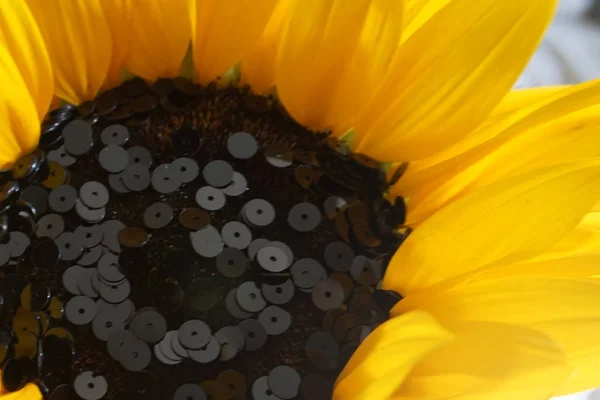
<box><xmin>0</xmin><ymin>383</ymin><xmax>42</xmax><ymax>399</ymax></box>
<box><xmin>395</xmin><ymin>321</ymin><xmax>570</xmax><ymax>400</ymax></box>
<box><xmin>190</xmin><ymin>0</ymin><xmax>278</xmax><ymax>85</ymax></box>
<box><xmin>125</xmin><ymin>0</ymin><xmax>189</xmax><ymax>82</ymax></box>
<box><xmin>396</xmin><ymin>277</ymin><xmax>600</xmax><ymax>395</ymax></box>
<box><xmin>353</xmin><ymin>0</ymin><xmax>556</xmax><ymax>161</ymax></box>
<box><xmin>100</xmin><ymin>0</ymin><xmax>131</xmax><ymax>89</ymax></box>
<box><xmin>239</xmin><ymin>0</ymin><xmax>296</xmax><ymax>94</ymax></box>
<box><xmin>383</xmin><ymin>160</ymin><xmax>600</xmax><ymax>295</ymax></box>
<box><xmin>274</xmin><ymin>0</ymin><xmax>404</xmax><ymax>133</ymax></box>
<box><xmin>0</xmin><ymin>0</ymin><xmax>53</xmax><ymax>119</ymax></box>
<box><xmin>26</xmin><ymin>0</ymin><xmax>112</xmax><ymax>105</ymax></box>
<box><xmin>0</xmin><ymin>45</ymin><xmax>41</xmax><ymax>168</ymax></box>
<box><xmin>395</xmin><ymin>81</ymin><xmax>600</xmax><ymax>225</ymax></box>
<box><xmin>334</xmin><ymin>311</ymin><xmax>453</xmax><ymax>400</ymax></box>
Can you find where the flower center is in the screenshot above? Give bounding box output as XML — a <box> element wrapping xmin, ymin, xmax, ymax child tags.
<box><xmin>0</xmin><ymin>77</ymin><xmax>408</xmax><ymax>398</ymax></box>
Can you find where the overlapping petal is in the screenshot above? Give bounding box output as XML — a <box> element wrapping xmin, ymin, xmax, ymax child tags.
<box><xmin>26</xmin><ymin>0</ymin><xmax>112</xmax><ymax>105</ymax></box>
<box><xmin>100</xmin><ymin>0</ymin><xmax>131</xmax><ymax>89</ymax></box>
<box><xmin>395</xmin><ymin>277</ymin><xmax>600</xmax><ymax>395</ymax></box>
<box><xmin>353</xmin><ymin>0</ymin><xmax>556</xmax><ymax>161</ymax></box>
<box><xmin>273</xmin><ymin>0</ymin><xmax>404</xmax><ymax>133</ymax></box>
<box><xmin>383</xmin><ymin>160</ymin><xmax>600</xmax><ymax>294</ymax></box>
<box><xmin>0</xmin><ymin>46</ymin><xmax>42</xmax><ymax>169</ymax></box>
<box><xmin>394</xmin><ymin>81</ymin><xmax>600</xmax><ymax>225</ymax></box>
<box><xmin>0</xmin><ymin>0</ymin><xmax>53</xmax><ymax>119</ymax></box>
<box><xmin>394</xmin><ymin>321</ymin><xmax>570</xmax><ymax>400</ymax></box>
<box><xmin>189</xmin><ymin>0</ymin><xmax>278</xmax><ymax>85</ymax></box>
<box><xmin>125</xmin><ymin>0</ymin><xmax>190</xmax><ymax>82</ymax></box>
<box><xmin>334</xmin><ymin>311</ymin><xmax>453</xmax><ymax>400</ymax></box>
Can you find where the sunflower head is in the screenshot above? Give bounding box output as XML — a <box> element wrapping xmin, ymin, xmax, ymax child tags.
<box><xmin>3</xmin><ymin>1</ymin><xmax>600</xmax><ymax>400</ymax></box>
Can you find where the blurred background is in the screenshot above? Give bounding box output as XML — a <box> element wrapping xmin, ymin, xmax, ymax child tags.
<box><xmin>517</xmin><ymin>0</ymin><xmax>600</xmax><ymax>87</ymax></box>
<box><xmin>522</xmin><ymin>1</ymin><xmax>600</xmax><ymax>399</ymax></box>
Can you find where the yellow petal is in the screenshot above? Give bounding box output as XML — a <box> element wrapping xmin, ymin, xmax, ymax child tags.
<box><xmin>190</xmin><ymin>0</ymin><xmax>278</xmax><ymax>85</ymax></box>
<box><xmin>530</xmin><ymin>319</ymin><xmax>600</xmax><ymax>395</ymax></box>
<box><xmin>26</xmin><ymin>0</ymin><xmax>112</xmax><ymax>105</ymax></box>
<box><xmin>274</xmin><ymin>0</ymin><xmax>404</xmax><ymax>132</ymax></box>
<box><xmin>334</xmin><ymin>311</ymin><xmax>453</xmax><ymax>400</ymax></box>
<box><xmin>395</xmin><ymin>321</ymin><xmax>570</xmax><ymax>400</ymax></box>
<box><xmin>100</xmin><ymin>0</ymin><xmax>131</xmax><ymax>89</ymax></box>
<box><xmin>395</xmin><ymin>81</ymin><xmax>600</xmax><ymax>225</ymax></box>
<box><xmin>124</xmin><ymin>0</ymin><xmax>189</xmax><ymax>82</ymax></box>
<box><xmin>0</xmin><ymin>383</ymin><xmax>42</xmax><ymax>399</ymax></box>
<box><xmin>383</xmin><ymin>160</ymin><xmax>600</xmax><ymax>295</ymax></box>
<box><xmin>396</xmin><ymin>277</ymin><xmax>600</xmax><ymax>395</ymax></box>
<box><xmin>0</xmin><ymin>45</ymin><xmax>41</xmax><ymax>168</ymax></box>
<box><xmin>0</xmin><ymin>0</ymin><xmax>53</xmax><ymax>119</ymax></box>
<box><xmin>353</xmin><ymin>0</ymin><xmax>556</xmax><ymax>161</ymax></box>
<box><xmin>239</xmin><ymin>0</ymin><xmax>296</xmax><ymax>94</ymax></box>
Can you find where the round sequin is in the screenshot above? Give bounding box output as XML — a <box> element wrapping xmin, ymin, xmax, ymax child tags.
<box><xmin>227</xmin><ymin>132</ymin><xmax>258</xmax><ymax>160</ymax></box>
<box><xmin>65</xmin><ymin>296</ymin><xmax>97</xmax><ymax>325</ymax></box>
<box><xmin>35</xmin><ymin>213</ymin><xmax>65</xmax><ymax>239</ymax></box>
<box><xmin>80</xmin><ymin>181</ymin><xmax>110</xmax><ymax>209</ymax></box>
<box><xmin>122</xmin><ymin>163</ymin><xmax>151</xmax><ymax>192</ymax></box>
<box><xmin>62</xmin><ymin>120</ymin><xmax>93</xmax><ymax>156</ymax></box>
<box><xmin>324</xmin><ymin>241</ymin><xmax>355</xmax><ymax>272</ymax></box>
<box><xmin>119</xmin><ymin>338</ymin><xmax>152</xmax><ymax>371</ymax></box>
<box><xmin>238</xmin><ymin>319</ymin><xmax>267</xmax><ymax>352</ymax></box>
<box><xmin>118</xmin><ymin>227</ymin><xmax>149</xmax><ymax>248</ymax></box>
<box><xmin>92</xmin><ymin>309</ymin><xmax>126</xmax><ymax>341</ymax></box>
<box><xmin>350</xmin><ymin>255</ymin><xmax>382</xmax><ymax>286</ymax></box>
<box><xmin>55</xmin><ymin>231</ymin><xmax>84</xmax><ymax>261</ymax></box>
<box><xmin>75</xmin><ymin>224</ymin><xmax>104</xmax><ymax>248</ymax></box>
<box><xmin>62</xmin><ymin>265</ymin><xmax>85</xmax><ymax>295</ymax></box>
<box><xmin>291</xmin><ymin>258</ymin><xmax>326</xmax><ymax>289</ymax></box>
<box><xmin>48</xmin><ymin>146</ymin><xmax>76</xmax><ymax>167</ymax></box>
<box><xmin>311</xmin><ymin>279</ymin><xmax>345</xmax><ymax>311</ymax></box>
<box><xmin>48</xmin><ymin>185</ymin><xmax>77</xmax><ymax>213</ymax></box>
<box><xmin>20</xmin><ymin>281</ymin><xmax>50</xmax><ymax>312</ymax></box>
<box><xmin>288</xmin><ymin>202</ymin><xmax>322</xmax><ymax>232</ymax></box>
<box><xmin>242</xmin><ymin>199</ymin><xmax>275</xmax><ymax>227</ymax></box>
<box><xmin>127</xmin><ymin>146</ymin><xmax>153</xmax><ymax>168</ymax></box>
<box><xmin>101</xmin><ymin>124</ymin><xmax>130</xmax><ymax>146</ymax></box>
<box><xmin>195</xmin><ymin>186</ymin><xmax>226</xmax><ymax>211</ymax></box>
<box><xmin>248</xmin><ymin>238</ymin><xmax>269</xmax><ymax>260</ymax></box>
<box><xmin>188</xmin><ymin>336</ymin><xmax>220</xmax><ymax>364</ymax></box>
<box><xmin>130</xmin><ymin>310</ymin><xmax>167</xmax><ymax>344</ymax></box>
<box><xmin>216</xmin><ymin>247</ymin><xmax>248</xmax><ymax>278</ymax></box>
<box><xmin>179</xmin><ymin>207</ymin><xmax>210</xmax><ymax>230</ymax></box>
<box><xmin>189</xmin><ymin>225</ymin><xmax>223</xmax><ymax>258</ymax></box>
<box><xmin>202</xmin><ymin>160</ymin><xmax>234</xmax><ymax>188</ymax></box>
<box><xmin>171</xmin><ymin>157</ymin><xmax>199</xmax><ymax>184</ymax></box>
<box><xmin>267</xmin><ymin>366</ymin><xmax>301</xmax><ymax>399</ymax></box>
<box><xmin>217</xmin><ymin>369</ymin><xmax>247</xmax><ymax>398</ymax></box>
<box><xmin>108</xmin><ymin>173</ymin><xmax>130</xmax><ymax>194</ymax></box>
<box><xmin>8</xmin><ymin>231</ymin><xmax>30</xmax><ymax>258</ymax></box>
<box><xmin>221</xmin><ymin>221</ymin><xmax>252</xmax><ymax>250</ymax></box>
<box><xmin>173</xmin><ymin>384</ymin><xmax>207</xmax><ymax>400</ymax></box>
<box><xmin>98</xmin><ymin>279</ymin><xmax>130</xmax><ymax>304</ymax></box>
<box><xmin>323</xmin><ymin>196</ymin><xmax>347</xmax><ymax>219</ymax></box>
<box><xmin>99</xmin><ymin>145</ymin><xmax>129</xmax><ymax>173</ymax></box>
<box><xmin>151</xmin><ymin>164</ymin><xmax>181</xmax><ymax>194</ymax></box>
<box><xmin>107</xmin><ymin>329</ymin><xmax>137</xmax><ymax>360</ymax></box>
<box><xmin>236</xmin><ymin>282</ymin><xmax>266</xmax><ymax>313</ymax></box>
<box><xmin>215</xmin><ymin>326</ymin><xmax>245</xmax><ymax>361</ymax></box>
<box><xmin>78</xmin><ymin>245</ymin><xmax>104</xmax><ymax>266</ymax></box>
<box><xmin>258</xmin><ymin>306</ymin><xmax>291</xmax><ymax>336</ymax></box>
<box><xmin>143</xmin><ymin>202</ymin><xmax>173</xmax><ymax>229</ymax></box>
<box><xmin>75</xmin><ymin>199</ymin><xmax>106</xmax><ymax>223</ymax></box>
<box><xmin>257</xmin><ymin>246</ymin><xmax>289</xmax><ymax>273</ymax></box>
<box><xmin>252</xmin><ymin>376</ymin><xmax>282</xmax><ymax>400</ymax></box>
<box><xmin>225</xmin><ymin>288</ymin><xmax>253</xmax><ymax>320</ymax></box>
<box><xmin>179</xmin><ymin>319</ymin><xmax>211</xmax><ymax>350</ymax></box>
<box><xmin>221</xmin><ymin>172</ymin><xmax>247</xmax><ymax>197</ymax></box>
<box><xmin>74</xmin><ymin>371</ymin><xmax>108</xmax><ymax>400</ymax></box>
<box><xmin>97</xmin><ymin>253</ymin><xmax>126</xmax><ymax>283</ymax></box>
<box><xmin>261</xmin><ymin>280</ymin><xmax>295</xmax><ymax>305</ymax></box>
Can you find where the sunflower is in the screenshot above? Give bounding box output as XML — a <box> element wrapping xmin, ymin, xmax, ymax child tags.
<box><xmin>0</xmin><ymin>0</ymin><xmax>599</xmax><ymax>399</ymax></box>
